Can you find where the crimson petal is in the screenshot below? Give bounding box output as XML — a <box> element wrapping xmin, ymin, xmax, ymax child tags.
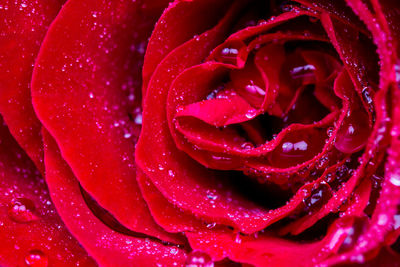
<box><xmin>0</xmin><ymin>0</ymin><xmax>66</xmax><ymax>171</ymax></box>
<box><xmin>42</xmin><ymin>130</ymin><xmax>186</xmax><ymax>267</ymax></box>
<box><xmin>31</xmin><ymin>0</ymin><xmax>177</xmax><ymax>241</ymax></box>
<box><xmin>0</xmin><ymin>117</ymin><xmax>95</xmax><ymax>266</ymax></box>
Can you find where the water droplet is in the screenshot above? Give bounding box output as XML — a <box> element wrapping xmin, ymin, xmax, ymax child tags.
<box><xmin>338</xmin><ymin>216</ymin><xmax>368</xmax><ymax>253</ymax></box>
<box><xmin>209</xmin><ymin>154</ymin><xmax>239</xmax><ymax>169</ymax></box>
<box><xmin>269</xmin><ymin>129</ymin><xmax>326</xmax><ymax>168</ymax></box>
<box><xmin>206</xmin><ymin>190</ymin><xmax>218</xmax><ymax>200</ymax></box>
<box><xmin>128</xmin><ymin>93</ymin><xmax>135</xmax><ymax>101</ymax></box>
<box><xmin>289</xmin><ymin>64</ymin><xmax>316</xmax><ymax>80</ymax></box>
<box><xmin>377</xmin><ymin>214</ymin><xmax>388</xmax><ymax>226</ymax></box>
<box><xmin>134</xmin><ymin>114</ymin><xmax>142</xmax><ymax>125</ymax></box>
<box><xmin>25</xmin><ymin>250</ymin><xmax>48</xmax><ymax>267</ymax></box>
<box><xmin>89</xmin><ymin>92</ymin><xmax>94</xmax><ymax>99</ymax></box>
<box><xmin>8</xmin><ymin>198</ymin><xmax>39</xmax><ymax>223</ymax></box>
<box><xmin>361</xmin><ymin>87</ymin><xmax>373</xmax><ymax>104</ymax></box>
<box><xmin>316</xmin><ymin>156</ymin><xmax>329</xmax><ymax>170</ymax></box>
<box><xmin>245</xmin><ymin>109</ymin><xmax>257</xmax><ymax>119</ymax></box>
<box><xmin>206</xmin><ymin>222</ymin><xmax>216</xmax><ymax>229</ymax></box>
<box><xmin>303</xmin><ymin>183</ymin><xmax>332</xmax><ymax>213</ymax></box>
<box><xmin>394</xmin><ymin>214</ymin><xmax>400</xmax><ymax>230</ymax></box>
<box><xmin>326</xmin><ymin>127</ymin><xmax>334</xmax><ymax>137</ymax></box>
<box><xmin>235</xmin><ymin>232</ymin><xmax>242</xmax><ymax>244</ymax></box>
<box><xmin>185</xmin><ymin>250</ymin><xmax>213</xmax><ymax>267</ymax></box>
<box><xmin>206</xmin><ymin>85</ymin><xmax>225</xmax><ymax>100</ymax></box>
<box><xmin>283</xmin><ymin>140</ymin><xmax>307</xmax><ymax>154</ymax></box>
<box><xmin>221</xmin><ymin>47</ymin><xmax>238</xmax><ymax>57</ymax></box>
<box><xmin>391</xmin><ymin>125</ymin><xmax>400</xmax><ymax>137</ymax></box>
<box><xmin>214</xmin><ymin>41</ymin><xmax>245</xmax><ymax>66</ymax></box>
<box><xmin>390</xmin><ymin>173</ymin><xmax>400</xmax><ymax>186</ymax></box>
<box><xmin>335</xmin><ymin>110</ymin><xmax>370</xmax><ymax>154</ymax></box>
<box><xmin>244</xmin><ymin>83</ymin><xmax>266</xmax><ymax>104</ymax></box>
<box><xmin>395</xmin><ymin>62</ymin><xmax>400</xmax><ymax>85</ymax></box>
<box><xmin>241</xmin><ymin>142</ymin><xmax>254</xmax><ymax>150</ymax></box>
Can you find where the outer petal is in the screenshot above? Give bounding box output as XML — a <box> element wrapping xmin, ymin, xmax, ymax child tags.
<box><xmin>142</xmin><ymin>0</ymin><xmax>234</xmax><ymax>93</ymax></box>
<box><xmin>0</xmin><ymin>0</ymin><xmax>65</xmax><ymax>171</ymax></box>
<box><xmin>42</xmin><ymin>130</ymin><xmax>186</xmax><ymax>267</ymax></box>
<box><xmin>31</xmin><ymin>0</ymin><xmax>177</xmax><ymax>240</ymax></box>
<box><xmin>0</xmin><ymin>118</ymin><xmax>95</xmax><ymax>267</ymax></box>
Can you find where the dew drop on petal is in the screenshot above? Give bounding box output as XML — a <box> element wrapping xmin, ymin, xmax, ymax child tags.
<box><xmin>395</xmin><ymin>62</ymin><xmax>400</xmax><ymax>86</ymax></box>
<box><xmin>335</xmin><ymin>110</ymin><xmax>370</xmax><ymax>154</ymax></box>
<box><xmin>218</xmin><ymin>47</ymin><xmax>239</xmax><ymax>66</ymax></box>
<box><xmin>394</xmin><ymin>214</ymin><xmax>400</xmax><ymax>230</ymax></box>
<box><xmin>185</xmin><ymin>250</ymin><xmax>214</xmax><ymax>267</ymax></box>
<box><xmin>168</xmin><ymin>169</ymin><xmax>175</xmax><ymax>177</ymax></box>
<box><xmin>8</xmin><ymin>197</ymin><xmax>39</xmax><ymax>223</ymax></box>
<box><xmin>214</xmin><ymin>41</ymin><xmax>245</xmax><ymax>66</ymax></box>
<box><xmin>206</xmin><ymin>222</ymin><xmax>216</xmax><ymax>229</ymax></box>
<box><xmin>338</xmin><ymin>217</ymin><xmax>368</xmax><ymax>253</ymax></box>
<box><xmin>25</xmin><ymin>250</ymin><xmax>48</xmax><ymax>267</ymax></box>
<box><xmin>235</xmin><ymin>233</ymin><xmax>242</xmax><ymax>244</ymax></box>
<box><xmin>241</xmin><ymin>142</ymin><xmax>254</xmax><ymax>150</ymax></box>
<box><xmin>208</xmin><ymin>154</ymin><xmax>239</xmax><ymax>169</ymax></box>
<box><xmin>289</xmin><ymin>64</ymin><xmax>316</xmax><ymax>81</ymax></box>
<box><xmin>134</xmin><ymin>114</ymin><xmax>142</xmax><ymax>125</ymax></box>
<box><xmin>245</xmin><ymin>109</ymin><xmax>257</xmax><ymax>119</ymax></box>
<box><xmin>389</xmin><ymin>173</ymin><xmax>400</xmax><ymax>187</ymax></box>
<box><xmin>245</xmin><ymin>83</ymin><xmax>265</xmax><ymax>99</ymax></box>
<box><xmin>269</xmin><ymin>129</ymin><xmax>326</xmax><ymax>168</ymax></box>
<box><xmin>303</xmin><ymin>183</ymin><xmax>332</xmax><ymax>213</ymax></box>
<box><xmin>221</xmin><ymin>47</ymin><xmax>238</xmax><ymax>57</ymax></box>
<box><xmin>206</xmin><ymin>189</ymin><xmax>218</xmax><ymax>201</ymax></box>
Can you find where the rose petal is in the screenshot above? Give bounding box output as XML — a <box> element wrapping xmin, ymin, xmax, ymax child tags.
<box><xmin>0</xmin><ymin>0</ymin><xmax>66</xmax><ymax>171</ymax></box>
<box><xmin>0</xmin><ymin>117</ymin><xmax>95</xmax><ymax>266</ymax></box>
<box><xmin>137</xmin><ymin>169</ymin><xmax>205</xmax><ymax>233</ymax></box>
<box><xmin>31</xmin><ymin>0</ymin><xmax>178</xmax><ymax>241</ymax></box>
<box><xmin>142</xmin><ymin>0</ymin><xmax>236</xmax><ymax>94</ymax></box>
<box><xmin>42</xmin><ymin>130</ymin><xmax>186</xmax><ymax>267</ymax></box>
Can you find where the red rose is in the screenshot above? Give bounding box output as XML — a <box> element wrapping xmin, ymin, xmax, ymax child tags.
<box><xmin>1</xmin><ymin>0</ymin><xmax>400</xmax><ymax>266</ymax></box>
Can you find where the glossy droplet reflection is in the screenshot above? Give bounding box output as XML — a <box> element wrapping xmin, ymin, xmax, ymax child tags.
<box><xmin>281</xmin><ymin>52</ymin><xmax>317</xmax><ymax>88</ymax></box>
<box><xmin>303</xmin><ymin>183</ymin><xmax>332</xmax><ymax>213</ymax></box>
<box><xmin>390</xmin><ymin>173</ymin><xmax>400</xmax><ymax>187</ymax></box>
<box><xmin>244</xmin><ymin>82</ymin><xmax>266</xmax><ymax>106</ymax></box>
<box><xmin>214</xmin><ymin>41</ymin><xmax>245</xmax><ymax>66</ymax></box>
<box><xmin>245</xmin><ymin>109</ymin><xmax>257</xmax><ymax>119</ymax></box>
<box><xmin>335</xmin><ymin>110</ymin><xmax>370</xmax><ymax>154</ymax></box>
<box><xmin>282</xmin><ymin>140</ymin><xmax>308</xmax><ymax>153</ymax></box>
<box><xmin>221</xmin><ymin>47</ymin><xmax>238</xmax><ymax>57</ymax></box>
<box><xmin>217</xmin><ymin>46</ymin><xmax>239</xmax><ymax>66</ymax></box>
<box><xmin>338</xmin><ymin>216</ymin><xmax>369</xmax><ymax>253</ymax></box>
<box><xmin>269</xmin><ymin>129</ymin><xmax>326</xmax><ymax>168</ymax></box>
<box><xmin>208</xmin><ymin>154</ymin><xmax>240</xmax><ymax>170</ymax></box>
<box><xmin>185</xmin><ymin>250</ymin><xmax>214</xmax><ymax>267</ymax></box>
<box><xmin>25</xmin><ymin>250</ymin><xmax>48</xmax><ymax>267</ymax></box>
<box><xmin>8</xmin><ymin>197</ymin><xmax>39</xmax><ymax>223</ymax></box>
<box><xmin>289</xmin><ymin>64</ymin><xmax>316</xmax><ymax>82</ymax></box>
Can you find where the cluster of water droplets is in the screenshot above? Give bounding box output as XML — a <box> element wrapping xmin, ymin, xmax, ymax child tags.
<box><xmin>5</xmin><ymin>193</ymin><xmax>50</xmax><ymax>266</ymax></box>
